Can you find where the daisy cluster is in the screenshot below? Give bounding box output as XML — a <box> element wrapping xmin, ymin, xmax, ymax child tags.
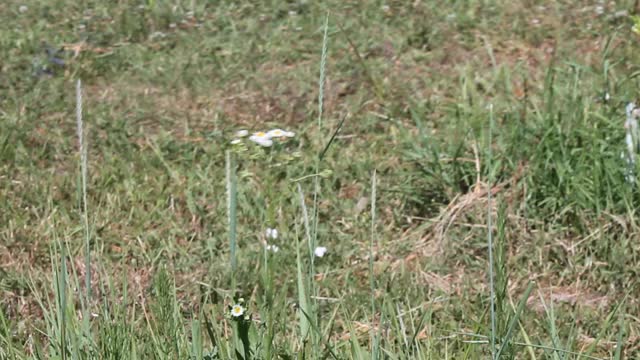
<box><xmin>263</xmin><ymin>227</ymin><xmax>326</xmax><ymax>257</ymax></box>
<box><xmin>232</xmin><ymin>128</ymin><xmax>295</xmax><ymax>147</ymax></box>
<box><xmin>265</xmin><ymin>227</ymin><xmax>280</xmax><ymax>253</ymax></box>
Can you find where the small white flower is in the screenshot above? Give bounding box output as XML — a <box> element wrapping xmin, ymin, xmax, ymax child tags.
<box><xmin>169</xmin><ymin>23</ymin><xmax>177</xmax><ymax>29</ymax></box>
<box><xmin>266</xmin><ymin>244</ymin><xmax>280</xmax><ymax>253</ymax></box>
<box><xmin>231</xmin><ymin>304</ymin><xmax>245</xmax><ymax>317</ymax></box>
<box><xmin>235</xmin><ymin>129</ymin><xmax>249</xmax><ymax>137</ymax></box>
<box><xmin>266</xmin><ymin>228</ymin><xmax>278</xmax><ymax>239</ymax></box>
<box><xmin>267</xmin><ymin>129</ymin><xmax>286</xmax><ymax>138</ymax></box>
<box><xmin>249</xmin><ymin>131</ymin><xmax>273</xmax><ymax>147</ymax></box>
<box><xmin>595</xmin><ymin>5</ymin><xmax>604</xmax><ymax>15</ymax></box>
<box><xmin>267</xmin><ymin>128</ymin><xmax>295</xmax><ymax>139</ymax></box>
<box><xmin>314</xmin><ymin>246</ymin><xmax>327</xmax><ymax>258</ymax></box>
<box><xmin>19</xmin><ymin>5</ymin><xmax>28</xmax><ymax>13</ymax></box>
<box><xmin>230</xmin><ymin>138</ymin><xmax>242</xmax><ymax>145</ymax></box>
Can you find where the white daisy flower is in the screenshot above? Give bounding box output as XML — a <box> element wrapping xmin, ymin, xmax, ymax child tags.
<box><xmin>273</xmin><ymin>129</ymin><xmax>295</xmax><ymax>138</ymax></box>
<box><xmin>314</xmin><ymin>246</ymin><xmax>327</xmax><ymax>258</ymax></box>
<box><xmin>231</xmin><ymin>304</ymin><xmax>245</xmax><ymax>317</ymax></box>
<box><xmin>267</xmin><ymin>129</ymin><xmax>296</xmax><ymax>138</ymax></box>
<box><xmin>249</xmin><ymin>132</ymin><xmax>273</xmax><ymax>147</ymax></box>
<box><xmin>230</xmin><ymin>138</ymin><xmax>242</xmax><ymax>145</ymax></box>
<box><xmin>266</xmin><ymin>244</ymin><xmax>280</xmax><ymax>253</ymax></box>
<box><xmin>235</xmin><ymin>130</ymin><xmax>249</xmax><ymax>137</ymax></box>
<box><xmin>265</xmin><ymin>227</ymin><xmax>278</xmax><ymax>239</ymax></box>
<box><xmin>267</xmin><ymin>129</ymin><xmax>287</xmax><ymax>138</ymax></box>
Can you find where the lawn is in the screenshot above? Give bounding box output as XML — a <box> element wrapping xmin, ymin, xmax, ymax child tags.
<box><xmin>1</xmin><ymin>0</ymin><xmax>639</xmax><ymax>358</ymax></box>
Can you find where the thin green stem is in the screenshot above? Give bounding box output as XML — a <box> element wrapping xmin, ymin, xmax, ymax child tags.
<box><xmin>487</xmin><ymin>104</ymin><xmax>497</xmax><ymax>359</ymax></box>
<box><xmin>226</xmin><ymin>151</ymin><xmax>238</xmax><ymax>289</ymax></box>
<box><xmin>369</xmin><ymin>169</ymin><xmax>378</xmax><ymax>359</ymax></box>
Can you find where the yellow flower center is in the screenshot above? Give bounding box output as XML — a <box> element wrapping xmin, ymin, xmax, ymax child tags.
<box><xmin>232</xmin><ymin>305</ymin><xmax>243</xmax><ymax>316</ymax></box>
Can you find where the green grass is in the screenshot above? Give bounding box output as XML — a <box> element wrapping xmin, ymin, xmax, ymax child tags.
<box><xmin>1</xmin><ymin>0</ymin><xmax>640</xmax><ymax>358</ymax></box>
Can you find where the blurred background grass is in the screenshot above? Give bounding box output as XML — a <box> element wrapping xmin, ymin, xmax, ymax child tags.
<box><xmin>1</xmin><ymin>0</ymin><xmax>640</xmax><ymax>358</ymax></box>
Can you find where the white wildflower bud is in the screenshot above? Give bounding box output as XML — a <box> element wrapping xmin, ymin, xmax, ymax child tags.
<box><xmin>314</xmin><ymin>246</ymin><xmax>327</xmax><ymax>257</ymax></box>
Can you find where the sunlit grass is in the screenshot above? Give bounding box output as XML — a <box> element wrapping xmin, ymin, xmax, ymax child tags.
<box><xmin>0</xmin><ymin>1</ymin><xmax>638</xmax><ymax>359</ymax></box>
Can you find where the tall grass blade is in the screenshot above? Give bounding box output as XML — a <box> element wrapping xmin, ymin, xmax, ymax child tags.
<box><xmin>75</xmin><ymin>79</ymin><xmax>92</xmax><ymax>309</ymax></box>
<box><xmin>486</xmin><ymin>104</ymin><xmax>497</xmax><ymax>359</ymax></box>
<box><xmin>297</xmin><ymin>184</ymin><xmax>311</xmax><ymax>342</ymax></box>
<box><xmin>307</xmin><ymin>18</ymin><xmax>330</xmax><ymax>354</ymax></box>
<box><xmin>319</xmin><ymin>114</ymin><xmax>347</xmax><ymax>161</ymax></box>
<box><xmin>297</xmin><ymin>306</ymin><xmax>340</xmax><ymax>360</ymax></box>
<box><xmin>52</xmin><ymin>240</ymin><xmax>67</xmax><ymax>360</ymax></box>
<box><xmin>613</xmin><ymin>310</ymin><xmax>625</xmax><ymax>360</ymax></box>
<box><xmin>226</xmin><ymin>150</ymin><xmax>238</xmax><ymax>287</ymax></box>
<box><xmin>311</xmin><ymin>12</ymin><xmax>331</xmax><ymax>288</ymax></box>
<box><xmin>369</xmin><ymin>169</ymin><xmax>378</xmax><ymax>359</ymax></box>
<box><xmin>537</xmin><ymin>290</ymin><xmax>563</xmax><ymax>360</ymax></box>
<box><xmin>0</xmin><ymin>306</ymin><xmax>15</xmax><ymax>359</ymax></box>
<box><xmin>495</xmin><ymin>281</ymin><xmax>534</xmax><ymax>358</ymax></box>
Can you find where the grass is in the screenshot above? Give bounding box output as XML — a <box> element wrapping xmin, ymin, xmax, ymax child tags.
<box><xmin>1</xmin><ymin>0</ymin><xmax>640</xmax><ymax>358</ymax></box>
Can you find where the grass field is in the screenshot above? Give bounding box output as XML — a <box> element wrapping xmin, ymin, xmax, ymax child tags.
<box><xmin>2</xmin><ymin>1</ymin><xmax>640</xmax><ymax>358</ymax></box>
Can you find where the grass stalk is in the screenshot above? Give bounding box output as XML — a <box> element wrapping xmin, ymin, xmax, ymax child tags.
<box><xmin>75</xmin><ymin>79</ymin><xmax>96</xmax><ymax>355</ymax></box>
<box><xmin>495</xmin><ymin>281</ymin><xmax>534</xmax><ymax>358</ymax></box>
<box><xmin>297</xmin><ymin>183</ymin><xmax>312</xmax><ymax>343</ymax></box>
<box><xmin>226</xmin><ymin>150</ymin><xmax>238</xmax><ymax>289</ymax></box>
<box><xmin>486</xmin><ymin>104</ymin><xmax>497</xmax><ymax>359</ymax></box>
<box><xmin>368</xmin><ymin>169</ymin><xmax>378</xmax><ymax>359</ymax></box>
<box><xmin>308</xmin><ymin>14</ymin><xmax>330</xmax><ymax>356</ymax></box>
<box><xmin>53</xmin><ymin>241</ymin><xmax>67</xmax><ymax>360</ymax></box>
<box><xmin>310</xmin><ymin>12</ymin><xmax>330</xmax><ymax>290</ymax></box>
<box><xmin>75</xmin><ymin>79</ymin><xmax>91</xmax><ymax>309</ymax></box>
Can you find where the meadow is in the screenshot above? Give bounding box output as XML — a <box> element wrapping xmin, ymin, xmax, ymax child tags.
<box><xmin>1</xmin><ymin>1</ymin><xmax>640</xmax><ymax>358</ymax></box>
